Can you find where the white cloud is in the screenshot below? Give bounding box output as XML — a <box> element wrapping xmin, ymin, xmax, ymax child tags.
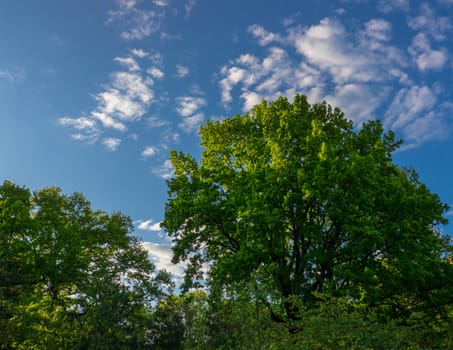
<box><xmin>384</xmin><ymin>85</ymin><xmax>437</xmax><ymax>133</ymax></box>
<box><xmin>175</xmin><ymin>64</ymin><xmax>189</xmax><ymax>78</ymax></box>
<box><xmin>324</xmin><ymin>84</ymin><xmax>384</xmax><ymax>123</ymax></box>
<box><xmin>153</xmin><ymin>0</ymin><xmax>169</xmax><ymax>6</ymax></box>
<box><xmin>91</xmin><ymin>111</ymin><xmax>127</xmax><ymax>131</ymax></box>
<box><xmin>152</xmin><ymin>159</ymin><xmax>174</xmax><ymax>179</ymax></box>
<box><xmin>114</xmin><ymin>56</ymin><xmax>140</xmax><ymax>71</ymax></box>
<box><xmin>146</xmin><ymin>116</ymin><xmax>170</xmax><ymax>128</ymax></box>
<box><xmin>402</xmin><ymin>111</ymin><xmax>448</xmax><ymax>146</ymax></box>
<box><xmin>60</xmin><ymin>54</ymin><xmax>156</xmax><ymax>144</ymax></box>
<box><xmin>108</xmin><ymin>0</ymin><xmax>163</xmax><ymax>41</ymax></box>
<box><xmin>147</xmin><ymin>67</ymin><xmax>164</xmax><ymax>79</ymax></box>
<box><xmin>58</xmin><ymin>116</ymin><xmax>97</xmax><ymax>130</ymax></box>
<box><xmin>364</xmin><ymin>19</ymin><xmax>392</xmax><ymax>42</ymax></box>
<box><xmin>92</xmin><ymin>71</ymin><xmax>154</xmax><ymax>123</ymax></box>
<box><xmin>102</xmin><ymin>137</ymin><xmax>121</xmax><ymax>151</ymax></box>
<box><xmin>179</xmin><ymin>113</ymin><xmax>204</xmax><ymax>132</ymax></box>
<box><xmin>0</xmin><ymin>69</ymin><xmax>25</xmax><ymax>82</ymax></box>
<box><xmin>378</xmin><ymin>0</ymin><xmax>410</xmax><ymax>13</ymax></box>
<box><xmin>148</xmin><ymin>52</ymin><xmax>164</xmax><ymax>65</ymax></box>
<box><xmin>160</xmin><ymin>32</ymin><xmax>182</xmax><ymax>41</ymax></box>
<box><xmin>137</xmin><ymin>219</ymin><xmax>162</xmax><ymax>231</ymax></box>
<box><xmin>248</xmin><ymin>24</ymin><xmax>282</xmax><ymax>46</ymax></box>
<box><xmin>141</xmin><ymin>146</ymin><xmax>158</xmax><ymax>158</ymax></box>
<box><xmin>184</xmin><ymin>0</ymin><xmax>196</xmax><ymax>18</ymax></box>
<box><xmin>141</xmin><ymin>242</ymin><xmax>186</xmax><ymax>279</ymax></box>
<box><xmin>408</xmin><ymin>3</ymin><xmax>452</xmax><ymax>41</ymax></box>
<box><xmin>160</xmin><ymin>129</ymin><xmax>180</xmax><ymax>148</ymax></box>
<box><xmin>409</xmin><ymin>33</ymin><xmax>448</xmax><ymax>71</ymax></box>
<box><xmin>241</xmin><ymin>91</ymin><xmax>263</xmax><ymax>112</ymax></box>
<box><xmin>130</xmin><ymin>48</ymin><xmax>148</xmax><ymax>58</ymax></box>
<box><xmin>217</xmin><ymin>17</ymin><xmax>451</xmax><ymax>148</ymax></box>
<box><xmin>288</xmin><ymin>18</ymin><xmax>384</xmax><ymax>84</ymax></box>
<box><xmin>58</xmin><ymin>117</ymin><xmax>100</xmax><ymax>141</ymax></box>
<box><xmin>176</xmin><ymin>96</ymin><xmax>206</xmax><ymax>117</ymax></box>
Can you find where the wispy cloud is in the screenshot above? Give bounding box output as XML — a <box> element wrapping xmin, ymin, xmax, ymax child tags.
<box><xmin>59</xmin><ymin>51</ymin><xmax>159</xmax><ymax>147</ymax></box>
<box><xmin>175</xmin><ymin>96</ymin><xmax>206</xmax><ymax>132</ymax></box>
<box><xmin>114</xmin><ymin>56</ymin><xmax>141</xmax><ymax>71</ymax></box>
<box><xmin>0</xmin><ymin>69</ymin><xmax>25</xmax><ymax>82</ymax></box>
<box><xmin>176</xmin><ymin>96</ymin><xmax>206</xmax><ymax>117</ymax></box>
<box><xmin>175</xmin><ymin>64</ymin><xmax>189</xmax><ymax>78</ymax></box>
<box><xmin>248</xmin><ymin>24</ymin><xmax>282</xmax><ymax>46</ymax></box>
<box><xmin>184</xmin><ymin>0</ymin><xmax>197</xmax><ymax>19</ymax></box>
<box><xmin>152</xmin><ymin>159</ymin><xmax>174</xmax><ymax>179</ymax></box>
<box><xmin>107</xmin><ymin>0</ymin><xmax>164</xmax><ymax>41</ymax></box>
<box><xmin>147</xmin><ymin>67</ymin><xmax>164</xmax><ymax>79</ymax></box>
<box><xmin>146</xmin><ymin>116</ymin><xmax>170</xmax><ymax>128</ymax></box>
<box><xmin>408</xmin><ymin>3</ymin><xmax>452</xmax><ymax>41</ymax></box>
<box><xmin>377</xmin><ymin>0</ymin><xmax>410</xmax><ymax>13</ymax></box>
<box><xmin>179</xmin><ymin>113</ymin><xmax>204</xmax><ymax>133</ymax></box>
<box><xmin>102</xmin><ymin>137</ymin><xmax>121</xmax><ymax>151</ymax></box>
<box><xmin>130</xmin><ymin>48</ymin><xmax>148</xmax><ymax>58</ymax></box>
<box><xmin>153</xmin><ymin>0</ymin><xmax>169</xmax><ymax>7</ymax></box>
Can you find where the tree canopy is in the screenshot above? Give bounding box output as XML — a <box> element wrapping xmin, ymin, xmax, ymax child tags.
<box><xmin>0</xmin><ymin>181</ymin><xmax>172</xmax><ymax>349</ymax></box>
<box><xmin>163</xmin><ymin>94</ymin><xmax>453</xmax><ymax>327</ymax></box>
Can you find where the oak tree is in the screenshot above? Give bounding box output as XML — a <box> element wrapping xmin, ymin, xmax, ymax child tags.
<box><xmin>163</xmin><ymin>95</ymin><xmax>453</xmax><ymax>324</ymax></box>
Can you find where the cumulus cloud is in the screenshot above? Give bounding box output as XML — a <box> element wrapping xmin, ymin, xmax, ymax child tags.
<box><xmin>102</xmin><ymin>137</ymin><xmax>121</xmax><ymax>151</ymax></box>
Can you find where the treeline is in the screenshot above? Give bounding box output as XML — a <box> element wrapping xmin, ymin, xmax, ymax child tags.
<box><xmin>2</xmin><ymin>95</ymin><xmax>453</xmax><ymax>349</ymax></box>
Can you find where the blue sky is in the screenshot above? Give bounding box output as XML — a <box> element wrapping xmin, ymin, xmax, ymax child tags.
<box><xmin>1</xmin><ymin>0</ymin><xmax>453</xmax><ymax>278</ymax></box>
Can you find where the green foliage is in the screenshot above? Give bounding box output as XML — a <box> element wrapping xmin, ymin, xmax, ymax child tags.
<box><xmin>163</xmin><ymin>94</ymin><xmax>453</xmax><ymax>342</ymax></box>
<box><xmin>0</xmin><ymin>181</ymin><xmax>171</xmax><ymax>349</ymax></box>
